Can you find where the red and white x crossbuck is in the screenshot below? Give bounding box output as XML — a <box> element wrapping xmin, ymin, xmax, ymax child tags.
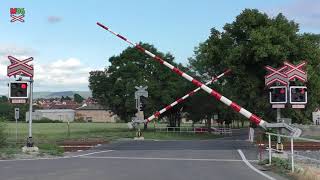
<box><xmin>284</xmin><ymin>61</ymin><xmax>307</xmax><ymax>82</ymax></box>
<box><xmin>10</xmin><ymin>15</ymin><xmax>24</xmax><ymax>22</ymax></box>
<box><xmin>265</xmin><ymin>65</ymin><xmax>288</xmax><ymax>86</ymax></box>
<box><xmin>7</xmin><ymin>56</ymin><xmax>34</xmax><ymax>77</ymax></box>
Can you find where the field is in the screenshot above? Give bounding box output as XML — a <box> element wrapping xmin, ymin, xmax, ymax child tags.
<box><xmin>4</xmin><ymin>122</ymin><xmax>222</xmax><ymax>143</ymax></box>
<box><xmin>0</xmin><ymin>122</ymin><xmax>221</xmax><ymax>156</ymax></box>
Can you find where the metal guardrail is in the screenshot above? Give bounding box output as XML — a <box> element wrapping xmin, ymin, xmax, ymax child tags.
<box><xmin>265</xmin><ymin>132</ymin><xmax>320</xmax><ymax>173</ymax></box>
<box><xmin>154</xmin><ymin>127</ymin><xmax>232</xmax><ymax>135</ymax></box>
<box><xmin>266</xmin><ymin>132</ymin><xmax>320</xmax><ymax>143</ymax></box>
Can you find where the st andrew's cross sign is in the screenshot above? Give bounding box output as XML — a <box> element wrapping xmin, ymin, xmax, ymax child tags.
<box><xmin>265</xmin><ymin>61</ymin><xmax>307</xmax><ymax>86</ymax></box>
<box><xmin>284</xmin><ymin>61</ymin><xmax>307</xmax><ymax>82</ymax></box>
<box><xmin>7</xmin><ymin>56</ymin><xmax>34</xmax><ymax>77</ymax></box>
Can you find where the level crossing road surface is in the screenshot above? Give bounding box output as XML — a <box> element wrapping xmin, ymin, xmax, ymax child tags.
<box><xmin>0</xmin><ymin>137</ymin><xmax>287</xmax><ymax>180</ymax></box>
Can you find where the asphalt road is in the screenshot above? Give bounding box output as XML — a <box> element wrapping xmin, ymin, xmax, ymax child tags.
<box><xmin>0</xmin><ymin>136</ymin><xmax>287</xmax><ymax>180</ymax></box>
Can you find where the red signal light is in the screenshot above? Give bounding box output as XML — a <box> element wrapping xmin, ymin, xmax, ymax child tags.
<box><xmin>280</xmin><ymin>89</ymin><xmax>285</xmax><ymax>94</ymax></box>
<box><xmin>300</xmin><ymin>88</ymin><xmax>305</xmax><ymax>94</ymax></box>
<box><xmin>21</xmin><ymin>83</ymin><xmax>27</xmax><ymax>89</ymax></box>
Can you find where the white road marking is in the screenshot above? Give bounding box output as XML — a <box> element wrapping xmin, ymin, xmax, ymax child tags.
<box><xmin>71</xmin><ymin>150</ymin><xmax>114</xmax><ymax>157</ymax></box>
<box><xmin>81</xmin><ymin>155</ymin><xmax>258</xmax><ymax>162</ymax></box>
<box><xmin>60</xmin><ymin>145</ymin><xmax>94</xmax><ymax>148</ymax></box>
<box><xmin>237</xmin><ymin>149</ymin><xmax>276</xmax><ymax>180</ymax></box>
<box><xmin>0</xmin><ymin>150</ymin><xmax>114</xmax><ymax>162</ymax></box>
<box><xmin>0</xmin><ymin>156</ymin><xmax>70</xmax><ymax>162</ymax></box>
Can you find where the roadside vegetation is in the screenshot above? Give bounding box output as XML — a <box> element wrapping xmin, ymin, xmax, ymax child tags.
<box><xmin>4</xmin><ymin>122</ymin><xmax>221</xmax><ymax>143</ymax></box>
<box><xmin>260</xmin><ymin>157</ymin><xmax>293</xmax><ymax>179</ymax></box>
<box><xmin>0</xmin><ymin>122</ymin><xmax>221</xmax><ymax>158</ymax></box>
<box><xmin>0</xmin><ymin>117</ymin><xmax>7</xmax><ymax>147</ymax></box>
<box><xmin>260</xmin><ymin>157</ymin><xmax>320</xmax><ymax>180</ymax></box>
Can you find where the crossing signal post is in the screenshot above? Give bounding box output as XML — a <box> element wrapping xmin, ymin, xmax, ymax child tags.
<box><xmin>7</xmin><ymin>56</ymin><xmax>36</xmax><ymax>151</ymax></box>
<box><xmin>265</xmin><ymin>61</ymin><xmax>307</xmax><ymax>151</ymax></box>
<box><xmin>269</xmin><ymin>86</ymin><xmax>287</xmax><ymax>105</ymax></box>
<box><xmin>290</xmin><ymin>86</ymin><xmax>307</xmax><ymax>108</ymax></box>
<box><xmin>132</xmin><ymin>86</ymin><xmax>148</xmax><ymax>139</ymax></box>
<box><xmin>268</xmin><ymin>86</ymin><xmax>286</xmax><ymax>151</ymax></box>
<box><xmin>140</xmin><ymin>96</ymin><xmax>147</xmax><ymax>112</ymax></box>
<box><xmin>9</xmin><ymin>81</ymin><xmax>29</xmax><ymax>99</ymax></box>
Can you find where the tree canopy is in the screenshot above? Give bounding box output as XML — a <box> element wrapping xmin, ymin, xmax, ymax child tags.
<box><xmin>89</xmin><ymin>43</ymin><xmax>192</xmax><ymax>124</ymax></box>
<box><xmin>89</xmin><ymin>9</ymin><xmax>320</xmax><ymax>126</ymax></box>
<box><xmin>189</xmin><ymin>9</ymin><xmax>320</xmax><ymax>124</ymax></box>
<box><xmin>73</xmin><ymin>93</ymin><xmax>84</xmax><ymax>103</ymax></box>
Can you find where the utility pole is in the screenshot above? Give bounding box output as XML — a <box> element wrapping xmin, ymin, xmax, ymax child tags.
<box><xmin>14</xmin><ymin>108</ymin><xmax>19</xmax><ymax>144</ymax></box>
<box><xmin>27</xmin><ymin>77</ymin><xmax>33</xmax><ymax>147</ymax></box>
<box><xmin>276</xmin><ymin>108</ymin><xmax>283</xmax><ymax>151</ymax></box>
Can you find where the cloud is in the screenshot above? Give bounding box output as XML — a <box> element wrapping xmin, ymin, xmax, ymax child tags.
<box><xmin>0</xmin><ymin>44</ymin><xmax>35</xmax><ymax>57</ymax></box>
<box><xmin>0</xmin><ymin>44</ymin><xmax>96</xmax><ymax>94</ymax></box>
<box><xmin>0</xmin><ymin>57</ymin><xmax>94</xmax><ymax>94</ymax></box>
<box><xmin>262</xmin><ymin>0</ymin><xmax>320</xmax><ymax>30</ymax></box>
<box><xmin>51</xmin><ymin>58</ymin><xmax>82</xmax><ymax>69</ymax></box>
<box><xmin>33</xmin><ymin>58</ymin><xmax>94</xmax><ymax>91</ymax></box>
<box><xmin>47</xmin><ymin>16</ymin><xmax>62</xmax><ymax>23</ymax></box>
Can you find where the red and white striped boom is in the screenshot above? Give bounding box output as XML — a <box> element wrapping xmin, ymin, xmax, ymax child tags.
<box><xmin>146</xmin><ymin>69</ymin><xmax>231</xmax><ymax>123</ymax></box>
<box><xmin>97</xmin><ymin>22</ymin><xmax>267</xmax><ymax>128</ymax></box>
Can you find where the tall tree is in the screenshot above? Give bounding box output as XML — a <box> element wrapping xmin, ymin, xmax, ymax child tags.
<box><xmin>0</xmin><ymin>96</ymin><xmax>8</xmax><ymax>103</ymax></box>
<box><xmin>89</xmin><ymin>43</ymin><xmax>191</xmax><ymax>124</ymax></box>
<box><xmin>189</xmin><ymin>9</ymin><xmax>320</xmax><ymax>124</ymax></box>
<box><xmin>0</xmin><ymin>102</ymin><xmax>28</xmax><ymax>121</ymax></box>
<box><xmin>73</xmin><ymin>93</ymin><xmax>84</xmax><ymax>103</ymax></box>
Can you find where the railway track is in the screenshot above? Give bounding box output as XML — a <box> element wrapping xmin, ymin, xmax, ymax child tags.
<box><xmin>257</xmin><ymin>141</ymin><xmax>320</xmax><ymax>150</ymax></box>
<box><xmin>59</xmin><ymin>139</ymin><xmax>107</xmax><ymax>152</ymax></box>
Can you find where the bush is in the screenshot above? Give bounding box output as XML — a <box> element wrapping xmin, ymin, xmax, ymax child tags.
<box><xmin>32</xmin><ymin>117</ymin><xmax>62</xmax><ymax>123</ymax></box>
<box><xmin>74</xmin><ymin>117</ymin><xmax>86</xmax><ymax>123</ymax></box>
<box><xmin>261</xmin><ymin>157</ymin><xmax>291</xmax><ymax>174</ymax></box>
<box><xmin>0</xmin><ymin>117</ymin><xmax>7</xmax><ymax>147</ymax></box>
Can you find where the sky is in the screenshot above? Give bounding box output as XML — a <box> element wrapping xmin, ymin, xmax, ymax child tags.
<box><xmin>1</xmin><ymin>0</ymin><xmax>320</xmax><ymax>94</ymax></box>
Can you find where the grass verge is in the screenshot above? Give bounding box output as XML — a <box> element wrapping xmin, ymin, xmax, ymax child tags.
<box><xmin>1</xmin><ymin>123</ymin><xmax>222</xmax><ymax>158</ymax></box>
<box><xmin>259</xmin><ymin>157</ymin><xmax>293</xmax><ymax>179</ymax></box>
<box><xmin>0</xmin><ymin>146</ymin><xmax>20</xmax><ymax>159</ymax></box>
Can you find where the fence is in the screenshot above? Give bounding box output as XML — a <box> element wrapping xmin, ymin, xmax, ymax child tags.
<box><xmin>265</xmin><ymin>132</ymin><xmax>320</xmax><ymax>173</ymax></box>
<box><xmin>154</xmin><ymin>126</ymin><xmax>232</xmax><ymax>135</ymax></box>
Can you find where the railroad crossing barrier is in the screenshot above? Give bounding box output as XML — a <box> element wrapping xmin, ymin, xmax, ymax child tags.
<box><xmin>96</xmin><ymin>22</ymin><xmax>267</xmax><ymax>129</ymax></box>
<box><xmin>96</xmin><ymin>22</ymin><xmax>302</xmax><ymax>137</ymax></box>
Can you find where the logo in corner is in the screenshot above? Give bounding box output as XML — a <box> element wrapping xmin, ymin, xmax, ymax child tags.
<box><xmin>10</xmin><ymin>8</ymin><xmax>25</xmax><ymax>23</ymax></box>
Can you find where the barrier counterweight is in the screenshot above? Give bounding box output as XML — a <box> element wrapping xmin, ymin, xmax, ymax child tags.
<box><xmin>97</xmin><ymin>22</ymin><xmax>267</xmax><ymax>128</ymax></box>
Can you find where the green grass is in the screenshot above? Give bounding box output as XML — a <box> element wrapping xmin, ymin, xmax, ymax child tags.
<box><xmin>4</xmin><ymin>122</ymin><xmax>221</xmax><ymax>144</ymax></box>
<box><xmin>5</xmin><ymin>122</ymin><xmax>130</xmax><ymax>144</ymax></box>
<box><xmin>0</xmin><ymin>146</ymin><xmax>20</xmax><ymax>159</ymax></box>
<box><xmin>37</xmin><ymin>143</ymin><xmax>64</xmax><ymax>156</ymax></box>
<box><xmin>1</xmin><ymin>122</ymin><xmax>221</xmax><ymax>158</ymax></box>
<box><xmin>260</xmin><ymin>157</ymin><xmax>294</xmax><ymax>179</ymax></box>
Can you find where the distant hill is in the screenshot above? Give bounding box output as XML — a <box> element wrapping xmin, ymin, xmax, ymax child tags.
<box><xmin>33</xmin><ymin>91</ymin><xmax>92</xmax><ymax>99</ymax></box>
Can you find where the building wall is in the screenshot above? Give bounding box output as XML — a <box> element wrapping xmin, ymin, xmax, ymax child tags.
<box><xmin>296</xmin><ymin>124</ymin><xmax>320</xmax><ymax>136</ymax></box>
<box><xmin>26</xmin><ymin>110</ymin><xmax>75</xmax><ymax>122</ymax></box>
<box><xmin>312</xmin><ymin>111</ymin><xmax>320</xmax><ymax>125</ymax></box>
<box><xmin>75</xmin><ymin>110</ymin><xmax>117</xmax><ymax>123</ymax></box>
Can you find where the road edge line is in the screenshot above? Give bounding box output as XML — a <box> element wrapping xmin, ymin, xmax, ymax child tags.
<box><xmin>0</xmin><ymin>150</ymin><xmax>114</xmax><ymax>162</ymax></box>
<box><xmin>237</xmin><ymin>149</ymin><xmax>276</xmax><ymax>180</ymax></box>
<box><xmin>72</xmin><ymin>150</ymin><xmax>114</xmax><ymax>158</ymax></box>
